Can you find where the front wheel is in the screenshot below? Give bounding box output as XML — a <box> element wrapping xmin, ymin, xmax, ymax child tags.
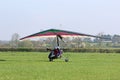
<box><xmin>49</xmin><ymin>59</ymin><xmax>53</xmax><ymax>61</ymax></box>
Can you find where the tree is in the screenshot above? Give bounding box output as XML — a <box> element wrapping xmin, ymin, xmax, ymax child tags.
<box><xmin>18</xmin><ymin>40</ymin><xmax>33</xmax><ymax>48</ymax></box>
<box><xmin>10</xmin><ymin>33</ymin><xmax>19</xmax><ymax>48</ymax></box>
<box><xmin>112</xmin><ymin>35</ymin><xmax>120</xmax><ymax>44</ymax></box>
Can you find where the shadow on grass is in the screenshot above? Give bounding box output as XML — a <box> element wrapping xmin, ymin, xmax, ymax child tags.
<box><xmin>0</xmin><ymin>59</ymin><xmax>48</xmax><ymax>62</ymax></box>
<box><xmin>0</xmin><ymin>59</ymin><xmax>6</xmax><ymax>61</ymax></box>
<box><xmin>4</xmin><ymin>59</ymin><xmax>49</xmax><ymax>62</ymax></box>
<box><xmin>0</xmin><ymin>59</ymin><xmax>71</xmax><ymax>63</ymax></box>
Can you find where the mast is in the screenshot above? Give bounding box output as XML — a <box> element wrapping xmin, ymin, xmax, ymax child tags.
<box><xmin>56</xmin><ymin>35</ymin><xmax>59</xmax><ymax>46</ymax></box>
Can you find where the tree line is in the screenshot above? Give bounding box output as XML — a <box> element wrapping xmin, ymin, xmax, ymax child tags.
<box><xmin>0</xmin><ymin>33</ymin><xmax>120</xmax><ymax>49</ymax></box>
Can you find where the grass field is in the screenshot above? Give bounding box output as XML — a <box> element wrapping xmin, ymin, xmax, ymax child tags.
<box><xmin>0</xmin><ymin>52</ymin><xmax>120</xmax><ymax>80</ymax></box>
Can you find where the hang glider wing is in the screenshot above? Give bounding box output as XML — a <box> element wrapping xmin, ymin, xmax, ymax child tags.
<box><xmin>20</xmin><ymin>29</ymin><xmax>99</xmax><ymax>40</ymax></box>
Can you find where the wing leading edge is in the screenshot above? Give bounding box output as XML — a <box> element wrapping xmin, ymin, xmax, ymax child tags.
<box><xmin>20</xmin><ymin>29</ymin><xmax>99</xmax><ymax>40</ymax></box>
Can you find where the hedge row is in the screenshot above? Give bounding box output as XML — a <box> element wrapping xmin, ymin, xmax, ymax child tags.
<box><xmin>63</xmin><ymin>48</ymin><xmax>120</xmax><ymax>53</ymax></box>
<box><xmin>0</xmin><ymin>48</ymin><xmax>120</xmax><ymax>53</ymax></box>
<box><xmin>0</xmin><ymin>48</ymin><xmax>46</xmax><ymax>52</ymax></box>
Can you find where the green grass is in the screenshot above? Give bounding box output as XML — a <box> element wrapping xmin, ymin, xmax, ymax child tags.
<box><xmin>0</xmin><ymin>52</ymin><xmax>120</xmax><ymax>80</ymax></box>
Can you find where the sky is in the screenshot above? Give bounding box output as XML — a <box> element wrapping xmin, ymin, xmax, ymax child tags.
<box><xmin>0</xmin><ymin>0</ymin><xmax>120</xmax><ymax>40</ymax></box>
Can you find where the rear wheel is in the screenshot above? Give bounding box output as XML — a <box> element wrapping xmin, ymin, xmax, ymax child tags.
<box><xmin>49</xmin><ymin>59</ymin><xmax>53</xmax><ymax>61</ymax></box>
